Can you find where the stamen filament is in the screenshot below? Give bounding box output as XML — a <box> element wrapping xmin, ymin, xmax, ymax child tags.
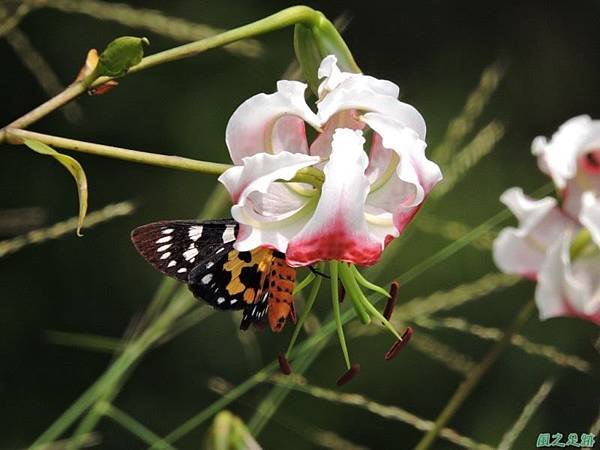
<box><xmin>293</xmin><ymin>272</ymin><xmax>316</xmax><ymax>295</ymax></box>
<box><xmin>350</xmin><ymin>265</ymin><xmax>391</xmax><ymax>298</ymax></box>
<box><xmin>330</xmin><ymin>262</ymin><xmax>351</xmax><ymax>370</ymax></box>
<box><xmin>285</xmin><ymin>268</ymin><xmax>322</xmax><ymax>358</ymax></box>
<box><xmin>357</xmin><ymin>292</ymin><xmax>402</xmax><ymax>340</ymax></box>
<box><xmin>338</xmin><ymin>263</ymin><xmax>371</xmax><ymax>325</ymax></box>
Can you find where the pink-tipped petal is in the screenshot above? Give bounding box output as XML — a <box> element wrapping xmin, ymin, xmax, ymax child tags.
<box><xmin>286</xmin><ymin>129</ymin><xmax>382</xmax><ymax>266</ymax></box>
<box><xmin>225</xmin><ymin>80</ymin><xmax>321</xmax><ymax>164</ymax></box>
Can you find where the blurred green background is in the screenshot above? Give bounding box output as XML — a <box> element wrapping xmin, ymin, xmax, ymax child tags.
<box><xmin>1</xmin><ymin>0</ymin><xmax>599</xmax><ymax>449</ymax></box>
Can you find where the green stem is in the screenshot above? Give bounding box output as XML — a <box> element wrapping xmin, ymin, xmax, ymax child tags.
<box><xmin>338</xmin><ymin>263</ymin><xmax>370</xmax><ymax>325</ymax></box>
<box><xmin>5</xmin><ymin>128</ymin><xmax>231</xmax><ymax>175</ymax></box>
<box><xmin>102</xmin><ymin>403</ymin><xmax>177</xmax><ymax>450</ymax></box>
<box><xmin>0</xmin><ymin>6</ymin><xmax>326</xmax><ymax>144</ymax></box>
<box><xmin>413</xmin><ymin>299</ymin><xmax>536</xmax><ymax>450</ymax></box>
<box><xmin>286</xmin><ymin>271</ymin><xmax>322</xmax><ymax>358</ymax></box>
<box><xmin>330</xmin><ymin>262</ymin><xmax>350</xmax><ymax>369</ymax></box>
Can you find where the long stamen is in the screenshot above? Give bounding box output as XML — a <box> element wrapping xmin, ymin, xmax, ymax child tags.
<box><xmin>338</xmin><ymin>263</ymin><xmax>370</xmax><ymax>324</ymax></box>
<box><xmin>351</xmin><ymin>265</ymin><xmax>391</xmax><ymax>298</ymax></box>
<box><xmin>330</xmin><ymin>262</ymin><xmax>351</xmax><ymax>370</ymax></box>
<box><xmin>293</xmin><ymin>272</ymin><xmax>316</xmax><ymax>295</ymax></box>
<box><xmin>385</xmin><ymin>327</ymin><xmax>413</xmax><ymax>361</ymax></box>
<box><xmin>285</xmin><ymin>269</ymin><xmax>322</xmax><ymax>359</ymax></box>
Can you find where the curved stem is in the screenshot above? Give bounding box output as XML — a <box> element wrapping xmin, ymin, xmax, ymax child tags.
<box><xmin>413</xmin><ymin>299</ymin><xmax>536</xmax><ymax>450</ymax></box>
<box><xmin>0</xmin><ymin>6</ymin><xmax>324</xmax><ymax>144</ymax></box>
<box><xmin>5</xmin><ymin>128</ymin><xmax>231</xmax><ymax>175</ymax></box>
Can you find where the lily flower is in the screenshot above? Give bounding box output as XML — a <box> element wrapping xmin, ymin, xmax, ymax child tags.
<box><xmin>219</xmin><ymin>55</ymin><xmax>442</xmax><ymax>268</ymax></box>
<box><xmin>219</xmin><ymin>55</ymin><xmax>440</xmax><ymax>380</ymax></box>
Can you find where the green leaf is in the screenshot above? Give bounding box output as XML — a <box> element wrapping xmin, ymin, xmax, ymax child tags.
<box><xmin>96</xmin><ymin>36</ymin><xmax>149</xmax><ymax>78</ymax></box>
<box><xmin>24</xmin><ymin>140</ymin><xmax>88</xmax><ymax>236</ymax></box>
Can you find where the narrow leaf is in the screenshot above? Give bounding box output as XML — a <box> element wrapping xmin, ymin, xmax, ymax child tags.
<box><xmin>24</xmin><ymin>139</ymin><xmax>88</xmax><ymax>236</ymax></box>
<box><xmin>97</xmin><ymin>36</ymin><xmax>149</xmax><ymax>78</ymax></box>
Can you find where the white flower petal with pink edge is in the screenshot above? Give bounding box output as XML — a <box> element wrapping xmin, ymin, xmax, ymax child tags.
<box><xmin>218</xmin><ymin>151</ymin><xmax>320</xmax><ymax>252</ymax></box>
<box><xmin>225</xmin><ymin>80</ymin><xmax>321</xmax><ymax>164</ymax></box>
<box><xmin>492</xmin><ymin>188</ymin><xmax>575</xmax><ymax>279</ymax></box>
<box><xmin>536</xmin><ymin>231</ymin><xmax>600</xmax><ymax>325</ymax></box>
<box><xmin>286</xmin><ymin>129</ymin><xmax>383</xmax><ymax>267</ymax></box>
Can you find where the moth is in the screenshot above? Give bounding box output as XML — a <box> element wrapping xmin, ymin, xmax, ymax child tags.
<box><xmin>131</xmin><ymin>219</ymin><xmax>296</xmax><ymax>332</ymax></box>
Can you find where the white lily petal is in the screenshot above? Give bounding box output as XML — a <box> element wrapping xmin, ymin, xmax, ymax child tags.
<box><xmin>537</xmin><ymin>232</ymin><xmax>600</xmax><ymax>324</ymax></box>
<box><xmin>532</xmin><ymin>114</ymin><xmax>600</xmax><ymax>190</ymax></box>
<box><xmin>535</xmin><ymin>235</ymin><xmax>572</xmax><ymax>320</ymax></box>
<box><xmin>317</xmin><ymin>71</ymin><xmax>425</xmax><ymax>139</ymax></box>
<box><xmin>492</xmin><ymin>188</ymin><xmax>574</xmax><ymax>277</ymax></box>
<box><xmin>218</xmin><ymin>151</ymin><xmax>320</xmax><ymax>204</ymax></box>
<box><xmin>219</xmin><ymin>151</ymin><xmax>320</xmax><ymax>252</ymax></box>
<box><xmin>308</xmin><ymin>109</ymin><xmax>364</xmax><ymax>159</ymax></box>
<box><xmin>286</xmin><ymin>128</ymin><xmax>382</xmax><ymax>266</ymax></box>
<box><xmin>363</xmin><ymin>113</ymin><xmax>441</xmax><ymax>212</ymax></box>
<box><xmin>317</xmin><ymin>55</ymin><xmax>399</xmax><ymax>99</ymax></box>
<box><xmin>580</xmin><ymin>191</ymin><xmax>600</xmax><ymax>246</ymax></box>
<box><xmin>225</xmin><ymin>80</ymin><xmax>321</xmax><ymax>164</ymax></box>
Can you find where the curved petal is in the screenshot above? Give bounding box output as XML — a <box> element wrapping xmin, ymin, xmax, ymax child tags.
<box><xmin>316</xmin><ymin>59</ymin><xmax>426</xmax><ymax>139</ymax></box>
<box><xmin>317</xmin><ymin>55</ymin><xmax>399</xmax><ymax>99</ymax></box>
<box><xmin>535</xmin><ymin>236</ymin><xmax>572</xmax><ymax>320</ymax></box>
<box><xmin>580</xmin><ymin>191</ymin><xmax>600</xmax><ymax>246</ymax></box>
<box><xmin>286</xmin><ymin>128</ymin><xmax>382</xmax><ymax>267</ymax></box>
<box><xmin>492</xmin><ymin>188</ymin><xmax>574</xmax><ymax>278</ymax></box>
<box><xmin>225</xmin><ymin>80</ymin><xmax>321</xmax><ymax>164</ymax></box>
<box><xmin>537</xmin><ymin>232</ymin><xmax>600</xmax><ymax>325</ymax></box>
<box><xmin>363</xmin><ymin>113</ymin><xmax>441</xmax><ymax>212</ymax></box>
<box><xmin>218</xmin><ymin>151</ymin><xmax>320</xmax><ymax>252</ymax></box>
<box><xmin>308</xmin><ymin>109</ymin><xmax>364</xmax><ymax>159</ymax></box>
<box><xmin>532</xmin><ymin>115</ymin><xmax>600</xmax><ymax>189</ymax></box>
<box><xmin>218</xmin><ymin>150</ymin><xmax>319</xmax><ymax>204</ymax></box>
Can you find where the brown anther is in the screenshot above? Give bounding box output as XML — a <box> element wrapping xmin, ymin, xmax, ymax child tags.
<box><xmin>253</xmin><ymin>321</ymin><xmax>266</xmax><ymax>332</ymax></box>
<box><xmin>339</xmin><ymin>283</ymin><xmax>346</xmax><ymax>303</ymax></box>
<box><xmin>385</xmin><ymin>327</ymin><xmax>413</xmax><ymax>361</ymax></box>
<box><xmin>336</xmin><ymin>363</ymin><xmax>361</xmax><ymax>386</ymax></box>
<box><xmin>383</xmin><ymin>281</ymin><xmax>400</xmax><ymax>320</ymax></box>
<box><xmin>277</xmin><ymin>352</ymin><xmax>292</xmax><ymax>375</ymax></box>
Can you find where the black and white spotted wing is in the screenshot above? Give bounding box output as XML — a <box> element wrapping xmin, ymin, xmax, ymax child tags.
<box><xmin>131</xmin><ymin>219</ymin><xmax>238</xmax><ymax>281</ymax></box>
<box><xmin>131</xmin><ymin>219</ymin><xmax>273</xmax><ymax>329</ymax></box>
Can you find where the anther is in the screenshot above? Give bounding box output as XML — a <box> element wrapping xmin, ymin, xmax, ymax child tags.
<box><xmin>385</xmin><ymin>327</ymin><xmax>413</xmax><ymax>361</ymax></box>
<box><xmin>277</xmin><ymin>352</ymin><xmax>292</xmax><ymax>375</ymax></box>
<box><xmin>336</xmin><ymin>363</ymin><xmax>361</xmax><ymax>386</ymax></box>
<box><xmin>383</xmin><ymin>281</ymin><xmax>399</xmax><ymax>321</ymax></box>
<box><xmin>339</xmin><ymin>283</ymin><xmax>346</xmax><ymax>303</ymax></box>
